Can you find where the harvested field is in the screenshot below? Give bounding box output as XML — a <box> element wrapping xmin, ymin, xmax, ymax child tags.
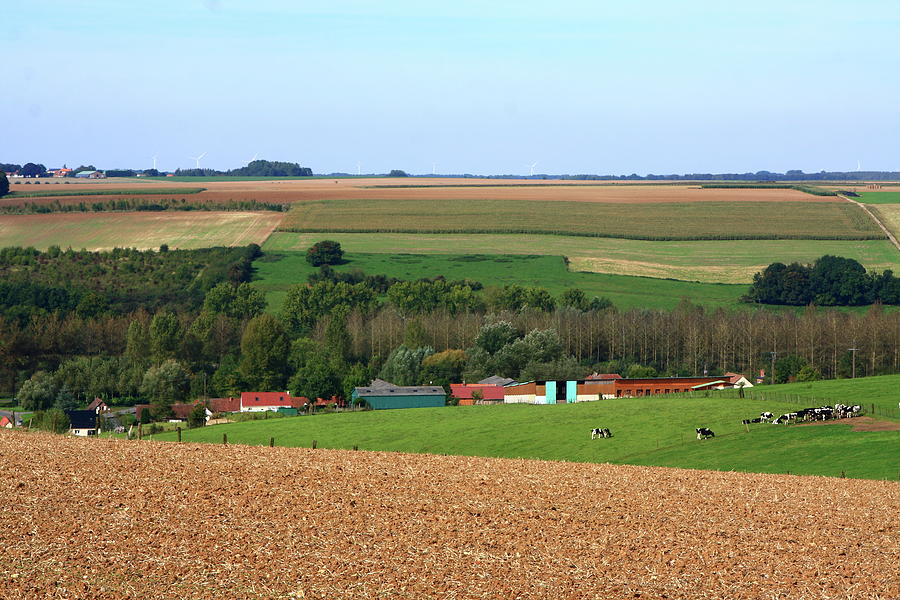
<box><xmin>264</xmin><ymin>232</ymin><xmax>900</xmax><ymax>283</ymax></box>
<box><xmin>870</xmin><ymin>204</ymin><xmax>900</xmax><ymax>240</ymax></box>
<box><xmin>0</xmin><ymin>212</ymin><xmax>282</xmax><ymax>250</ymax></box>
<box><xmin>8</xmin><ymin>179</ymin><xmax>840</xmax><ymax>205</ymax></box>
<box><xmin>1</xmin><ymin>431</ymin><xmax>898</xmax><ymax>600</ymax></box>
<box><xmin>279</xmin><ymin>199</ymin><xmax>882</xmax><ymax>240</ymax></box>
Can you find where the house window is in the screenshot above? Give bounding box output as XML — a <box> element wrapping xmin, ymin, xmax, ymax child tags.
<box><xmin>664</xmin><ymin>388</ymin><xmax>670</xmax><ymax>394</ymax></box>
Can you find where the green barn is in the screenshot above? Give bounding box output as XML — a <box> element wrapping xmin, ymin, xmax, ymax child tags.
<box><xmin>352</xmin><ymin>379</ymin><xmax>446</xmax><ymax>410</ymax></box>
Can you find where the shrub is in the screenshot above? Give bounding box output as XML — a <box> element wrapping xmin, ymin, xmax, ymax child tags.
<box><xmin>306</xmin><ymin>240</ymin><xmax>344</xmax><ymax>266</ymax></box>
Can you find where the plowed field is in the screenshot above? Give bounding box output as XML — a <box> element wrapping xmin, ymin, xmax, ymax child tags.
<box><xmin>2</xmin><ymin>431</ymin><xmax>897</xmax><ymax>599</ymax></box>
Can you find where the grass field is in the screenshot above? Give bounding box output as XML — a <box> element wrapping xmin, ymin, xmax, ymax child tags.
<box><xmin>0</xmin><ymin>212</ymin><xmax>283</xmax><ymax>250</ymax></box>
<box><xmin>253</xmin><ymin>250</ymin><xmax>747</xmax><ymax>311</ymax></box>
<box><xmin>264</xmin><ymin>232</ymin><xmax>900</xmax><ymax>283</ymax></box>
<box><xmin>153</xmin><ymin>395</ymin><xmax>900</xmax><ymax>479</ymax></box>
<box><xmin>870</xmin><ymin>204</ymin><xmax>900</xmax><ymax>240</ymax></box>
<box><xmin>857</xmin><ymin>191</ymin><xmax>900</xmax><ymax>204</ymax></box>
<box><xmin>279</xmin><ymin>199</ymin><xmax>881</xmax><ymax>241</ymax></box>
<box><xmin>754</xmin><ymin>374</ymin><xmax>900</xmax><ymax>413</ymax></box>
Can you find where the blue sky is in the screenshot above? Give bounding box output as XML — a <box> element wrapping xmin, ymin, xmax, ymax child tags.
<box><xmin>4</xmin><ymin>1</ymin><xmax>900</xmax><ymax>174</ymax></box>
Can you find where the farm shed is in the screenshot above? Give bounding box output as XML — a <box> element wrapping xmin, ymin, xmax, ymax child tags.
<box><xmin>607</xmin><ymin>376</ymin><xmax>741</xmax><ymax>397</ymax></box>
<box><xmin>352</xmin><ymin>380</ymin><xmax>446</xmax><ymax>410</ymax></box>
<box><xmin>504</xmin><ymin>380</ymin><xmax>615</xmax><ymax>404</ymax></box>
<box><xmin>450</xmin><ymin>383</ymin><xmax>507</xmax><ymax>405</ymax></box>
<box><xmin>65</xmin><ymin>410</ymin><xmax>98</xmax><ymax>436</ymax></box>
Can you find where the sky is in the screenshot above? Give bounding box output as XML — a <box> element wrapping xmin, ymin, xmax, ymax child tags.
<box><xmin>4</xmin><ymin>0</ymin><xmax>900</xmax><ymax>175</ymax></box>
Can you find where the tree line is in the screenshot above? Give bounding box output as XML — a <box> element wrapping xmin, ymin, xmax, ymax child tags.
<box><xmin>744</xmin><ymin>255</ymin><xmax>900</xmax><ymax>306</ymax></box>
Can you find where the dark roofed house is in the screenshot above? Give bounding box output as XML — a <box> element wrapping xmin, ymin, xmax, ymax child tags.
<box><xmin>352</xmin><ymin>380</ymin><xmax>446</xmax><ymax>410</ymax></box>
<box><xmin>477</xmin><ymin>375</ymin><xmax>516</xmax><ymax>386</ymax></box>
<box><xmin>65</xmin><ymin>409</ymin><xmax>98</xmax><ymax>436</ymax></box>
<box><xmin>208</xmin><ymin>397</ymin><xmax>240</xmax><ymax>413</ymax></box>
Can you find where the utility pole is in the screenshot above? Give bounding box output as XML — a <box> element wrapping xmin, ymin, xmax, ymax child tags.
<box><xmin>769</xmin><ymin>351</ymin><xmax>777</xmax><ymax>385</ymax></box>
<box><xmin>848</xmin><ymin>348</ymin><xmax>859</xmax><ymax>379</ymax></box>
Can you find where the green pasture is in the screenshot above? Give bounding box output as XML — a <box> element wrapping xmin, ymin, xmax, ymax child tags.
<box><xmin>253</xmin><ymin>250</ymin><xmax>746</xmax><ymax>312</ymax></box>
<box><xmin>755</xmin><ymin>374</ymin><xmax>900</xmax><ymax>413</ymax></box>
<box><xmin>263</xmin><ymin>232</ymin><xmax>900</xmax><ymax>284</ymax></box>
<box><xmin>279</xmin><ymin>199</ymin><xmax>882</xmax><ymax>241</ymax></box>
<box><xmin>152</xmin><ymin>395</ymin><xmax>899</xmax><ymax>479</ymax></box>
<box><xmin>857</xmin><ymin>192</ymin><xmax>900</xmax><ymax>204</ymax></box>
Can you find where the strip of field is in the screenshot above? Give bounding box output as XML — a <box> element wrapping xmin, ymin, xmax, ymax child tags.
<box><xmin>264</xmin><ymin>232</ymin><xmax>900</xmax><ymax>283</ymax></box>
<box><xmin>3</xmin><ymin>432</ymin><xmax>897</xmax><ymax>599</ymax></box>
<box><xmin>254</xmin><ymin>251</ymin><xmax>746</xmax><ymax>311</ymax></box>
<box><xmin>155</xmin><ymin>394</ymin><xmax>900</xmax><ymax>479</ymax></box>
<box><xmin>858</xmin><ymin>191</ymin><xmax>900</xmax><ymax>204</ymax></box>
<box><xmin>280</xmin><ymin>199</ymin><xmax>882</xmax><ymax>240</ymax></box>
<box><xmin>0</xmin><ymin>212</ymin><xmax>283</xmax><ymax>250</ymax></box>
<box><xmin>3</xmin><ymin>187</ymin><xmax>205</xmax><ymax>198</ymax></box>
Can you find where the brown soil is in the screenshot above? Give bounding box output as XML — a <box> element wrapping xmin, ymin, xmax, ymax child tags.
<box><xmin>1</xmin><ymin>431</ymin><xmax>897</xmax><ymax>599</ymax></box>
<box><xmin>799</xmin><ymin>415</ymin><xmax>900</xmax><ymax>432</ymax></box>
<box><xmin>6</xmin><ymin>179</ymin><xmax>839</xmax><ymax>205</ymax></box>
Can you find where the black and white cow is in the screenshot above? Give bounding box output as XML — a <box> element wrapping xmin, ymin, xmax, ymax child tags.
<box><xmin>696</xmin><ymin>427</ymin><xmax>715</xmax><ymax>440</ymax></box>
<box><xmin>591</xmin><ymin>428</ymin><xmax>612</xmax><ymax>439</ymax></box>
<box><xmin>760</xmin><ymin>412</ymin><xmax>774</xmax><ymax>421</ymax></box>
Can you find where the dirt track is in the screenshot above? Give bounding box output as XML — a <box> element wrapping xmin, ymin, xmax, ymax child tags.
<box><xmin>1</xmin><ymin>431</ymin><xmax>897</xmax><ymax>599</ymax></box>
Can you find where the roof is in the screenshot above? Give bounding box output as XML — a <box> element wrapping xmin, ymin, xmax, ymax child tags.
<box><xmin>368</xmin><ymin>379</ymin><xmax>395</xmax><ymax>389</ymax></box>
<box><xmin>171</xmin><ymin>403</ymin><xmax>201</xmax><ymax>420</ymax></box>
<box><xmin>691</xmin><ymin>380</ymin><xmax>728</xmax><ymax>389</ymax></box>
<box><xmin>477</xmin><ymin>375</ymin><xmax>516</xmax><ymax>386</ymax></box>
<box><xmin>208</xmin><ymin>397</ymin><xmax>240</xmax><ymax>413</ymax></box>
<box><xmin>65</xmin><ymin>410</ymin><xmax>97</xmax><ymax>429</ymax></box>
<box><xmin>87</xmin><ymin>398</ymin><xmax>107</xmax><ymax>411</ymax></box>
<box><xmin>587</xmin><ymin>373</ymin><xmax>622</xmax><ymax>380</ymax></box>
<box><xmin>354</xmin><ymin>384</ymin><xmax>445</xmax><ymax>397</ymax></box>
<box><xmin>450</xmin><ymin>383</ymin><xmax>506</xmax><ymax>401</ymax></box>
<box><xmin>240</xmin><ymin>392</ymin><xmax>304</xmax><ymax>408</ymax></box>
<box><xmin>0</xmin><ymin>416</ymin><xmax>12</xmax><ymax>427</ymax></box>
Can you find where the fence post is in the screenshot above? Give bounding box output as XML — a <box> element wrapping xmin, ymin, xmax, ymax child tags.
<box><xmin>177</xmin><ymin>427</ymin><xmax>181</xmax><ymax>443</ymax></box>
<box><xmin>841</xmin><ymin>470</ymin><xmax>845</xmax><ymax>478</ymax></box>
<box><xmin>312</xmin><ymin>439</ymin><xmax>317</xmax><ymax>449</ymax></box>
<box><xmin>223</xmin><ymin>433</ymin><xmax>227</xmax><ymax>445</ymax></box>
<box><xmin>270</xmin><ymin>437</ymin><xmax>274</xmax><ymax>448</ymax></box>
<box><xmin>353</xmin><ymin>445</ymin><xmax>358</xmax><ymax>451</ymax></box>
<box><xmin>138</xmin><ymin>423</ymin><xmax>142</xmax><ymax>440</ymax></box>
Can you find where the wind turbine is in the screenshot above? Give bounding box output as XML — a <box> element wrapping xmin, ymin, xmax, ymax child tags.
<box><xmin>857</xmin><ymin>160</ymin><xmax>861</xmax><ymax>172</ymax></box>
<box><xmin>527</xmin><ymin>161</ymin><xmax>539</xmax><ymax>176</ymax></box>
<box><xmin>432</xmin><ymin>163</ymin><xmax>437</xmax><ymax>176</ymax></box>
<box><xmin>151</xmin><ymin>155</ymin><xmax>158</xmax><ymax>171</ymax></box>
<box><xmin>188</xmin><ymin>152</ymin><xmax>207</xmax><ymax>169</ymax></box>
<box><xmin>247</xmin><ymin>152</ymin><xmax>259</xmax><ymax>164</ymax></box>
<box><xmin>357</xmin><ymin>162</ymin><xmax>361</xmax><ymax>176</ymax></box>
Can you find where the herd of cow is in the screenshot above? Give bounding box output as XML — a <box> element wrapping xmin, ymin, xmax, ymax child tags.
<box><xmin>590</xmin><ymin>404</ymin><xmax>864</xmax><ymax>443</ymax></box>
<box><xmin>742</xmin><ymin>404</ymin><xmax>863</xmax><ymax>426</ymax></box>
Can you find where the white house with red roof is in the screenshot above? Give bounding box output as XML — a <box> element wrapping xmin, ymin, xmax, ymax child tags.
<box><xmin>239</xmin><ymin>392</ymin><xmax>307</xmax><ymax>412</ymax></box>
<box><xmin>724</xmin><ymin>372</ymin><xmax>753</xmax><ymax>388</ymax></box>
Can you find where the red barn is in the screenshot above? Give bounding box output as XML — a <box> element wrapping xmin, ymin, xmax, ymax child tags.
<box><xmin>450</xmin><ymin>383</ymin><xmax>507</xmax><ymax>406</ymax></box>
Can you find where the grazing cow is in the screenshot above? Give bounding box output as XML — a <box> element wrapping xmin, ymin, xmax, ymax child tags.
<box><xmin>760</xmin><ymin>412</ymin><xmax>774</xmax><ymax>421</ymax></box>
<box><xmin>591</xmin><ymin>428</ymin><xmax>612</xmax><ymax>439</ymax></box>
<box><xmin>696</xmin><ymin>427</ymin><xmax>715</xmax><ymax>440</ymax></box>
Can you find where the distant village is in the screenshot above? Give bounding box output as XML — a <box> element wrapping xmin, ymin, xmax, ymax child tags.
<box><xmin>2</xmin><ymin>373</ymin><xmax>755</xmax><ymax>437</ymax></box>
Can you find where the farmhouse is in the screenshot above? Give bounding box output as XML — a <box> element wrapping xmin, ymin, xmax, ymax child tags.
<box><xmin>87</xmin><ymin>397</ymin><xmax>109</xmax><ymax>413</ymax></box>
<box><xmin>240</xmin><ymin>392</ymin><xmax>307</xmax><ymax>412</ymax></box>
<box><xmin>75</xmin><ymin>170</ymin><xmax>105</xmax><ymax>179</ymax></box>
<box><xmin>65</xmin><ymin>409</ymin><xmax>98</xmax><ymax>436</ymax></box>
<box><xmin>352</xmin><ymin>379</ymin><xmax>446</xmax><ymax>410</ymax></box>
<box><xmin>208</xmin><ymin>397</ymin><xmax>240</xmax><ymax>413</ymax></box>
<box><xmin>450</xmin><ymin>376</ymin><xmax>515</xmax><ymax>405</ymax></box>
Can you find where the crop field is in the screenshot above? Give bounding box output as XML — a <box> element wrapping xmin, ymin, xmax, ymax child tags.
<box><xmin>870</xmin><ymin>204</ymin><xmax>900</xmax><ymax>240</ymax></box>
<box><xmin>156</xmin><ymin>394</ymin><xmax>900</xmax><ymax>479</ymax></box>
<box><xmin>0</xmin><ymin>212</ymin><xmax>283</xmax><ymax>250</ymax></box>
<box><xmin>2</xmin><ymin>432</ymin><xmax>896</xmax><ymax>599</ymax></box>
<box><xmin>254</xmin><ymin>251</ymin><xmax>746</xmax><ymax>311</ymax></box>
<box><xmin>264</xmin><ymin>232</ymin><xmax>900</xmax><ymax>283</ymax></box>
<box><xmin>279</xmin><ymin>198</ymin><xmax>881</xmax><ymax>240</ymax></box>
